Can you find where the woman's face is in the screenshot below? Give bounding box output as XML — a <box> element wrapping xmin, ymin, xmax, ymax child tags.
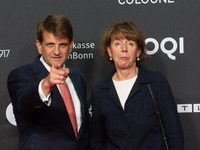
<box><xmin>107</xmin><ymin>37</ymin><xmax>141</xmax><ymax>71</ymax></box>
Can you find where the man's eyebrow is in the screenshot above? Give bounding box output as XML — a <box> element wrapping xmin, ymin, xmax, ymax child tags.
<box><xmin>45</xmin><ymin>42</ymin><xmax>55</xmax><ymax>45</ymax></box>
<box><xmin>59</xmin><ymin>42</ymin><xmax>69</xmax><ymax>45</ymax></box>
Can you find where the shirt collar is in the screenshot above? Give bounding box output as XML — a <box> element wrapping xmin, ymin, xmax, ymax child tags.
<box><xmin>40</xmin><ymin>56</ymin><xmax>66</xmax><ymax>72</ymax></box>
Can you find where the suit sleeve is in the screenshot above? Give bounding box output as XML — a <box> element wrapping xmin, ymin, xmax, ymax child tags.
<box><xmin>90</xmin><ymin>86</ymin><xmax>107</xmax><ymax>150</ymax></box>
<box><xmin>152</xmin><ymin>74</ymin><xmax>184</xmax><ymax>150</ymax></box>
<box><xmin>7</xmin><ymin>68</ymin><xmax>47</xmax><ymax>117</ymax></box>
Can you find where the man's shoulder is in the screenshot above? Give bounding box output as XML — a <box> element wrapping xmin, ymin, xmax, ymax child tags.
<box><xmin>9</xmin><ymin>55</ymin><xmax>40</xmax><ymax>74</ymax></box>
<box><xmin>68</xmin><ymin>67</ymin><xmax>85</xmax><ymax>83</ymax></box>
<box><xmin>9</xmin><ymin>63</ymin><xmax>33</xmax><ymax>75</ymax></box>
<box><xmin>92</xmin><ymin>71</ymin><xmax>113</xmax><ymax>91</ymax></box>
<box><xmin>68</xmin><ymin>67</ymin><xmax>84</xmax><ymax>77</ymax></box>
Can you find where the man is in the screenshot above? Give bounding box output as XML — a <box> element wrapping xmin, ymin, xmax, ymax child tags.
<box><xmin>7</xmin><ymin>15</ymin><xmax>90</xmax><ymax>150</ymax></box>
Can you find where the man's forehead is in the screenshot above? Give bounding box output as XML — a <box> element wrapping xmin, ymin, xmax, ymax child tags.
<box><xmin>43</xmin><ymin>30</ymin><xmax>69</xmax><ymax>39</ymax></box>
<box><xmin>43</xmin><ymin>32</ymin><xmax>69</xmax><ymax>42</ymax></box>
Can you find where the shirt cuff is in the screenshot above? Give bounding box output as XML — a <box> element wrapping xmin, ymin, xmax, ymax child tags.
<box><xmin>38</xmin><ymin>79</ymin><xmax>51</xmax><ymax>106</ymax></box>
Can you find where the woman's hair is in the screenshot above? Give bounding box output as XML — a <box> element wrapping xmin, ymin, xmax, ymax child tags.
<box><xmin>101</xmin><ymin>20</ymin><xmax>149</xmax><ymax>64</ymax></box>
<box><xmin>37</xmin><ymin>14</ymin><xmax>73</xmax><ymax>43</ymax></box>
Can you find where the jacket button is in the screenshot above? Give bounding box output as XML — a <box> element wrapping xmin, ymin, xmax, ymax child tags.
<box><xmin>34</xmin><ymin>105</ymin><xmax>42</xmax><ymax>109</ymax></box>
<box><xmin>125</xmin><ymin>113</ymin><xmax>129</xmax><ymax>117</ymax></box>
<box><xmin>126</xmin><ymin>135</ymin><xmax>129</xmax><ymax>139</ymax></box>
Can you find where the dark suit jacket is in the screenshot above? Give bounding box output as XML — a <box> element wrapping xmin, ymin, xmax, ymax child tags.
<box><xmin>91</xmin><ymin>65</ymin><xmax>184</xmax><ymax>150</ymax></box>
<box><xmin>7</xmin><ymin>55</ymin><xmax>90</xmax><ymax>150</ymax></box>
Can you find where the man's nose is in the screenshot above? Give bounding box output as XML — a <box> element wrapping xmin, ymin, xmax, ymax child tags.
<box><xmin>54</xmin><ymin>46</ymin><xmax>60</xmax><ymax>55</ymax></box>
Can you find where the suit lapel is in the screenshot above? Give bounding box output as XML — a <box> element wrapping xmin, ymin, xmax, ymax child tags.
<box><xmin>68</xmin><ymin>68</ymin><xmax>86</xmax><ymax>139</ymax></box>
<box><xmin>127</xmin><ymin>65</ymin><xmax>151</xmax><ymax>100</ymax></box>
<box><xmin>127</xmin><ymin>80</ymin><xmax>140</xmax><ymax>100</ymax></box>
<box><xmin>32</xmin><ymin>55</ymin><xmax>49</xmax><ymax>82</ymax></box>
<box><xmin>100</xmin><ymin>70</ymin><xmax>124</xmax><ymax>110</ymax></box>
<box><xmin>107</xmin><ymin>81</ymin><xmax>124</xmax><ymax>110</ymax></box>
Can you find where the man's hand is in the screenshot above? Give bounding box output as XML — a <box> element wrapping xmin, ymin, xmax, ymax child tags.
<box><xmin>41</xmin><ymin>63</ymin><xmax>70</xmax><ymax>97</ymax></box>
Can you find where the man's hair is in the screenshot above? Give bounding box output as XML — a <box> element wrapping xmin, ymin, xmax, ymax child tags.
<box><xmin>37</xmin><ymin>14</ymin><xmax>73</xmax><ymax>43</ymax></box>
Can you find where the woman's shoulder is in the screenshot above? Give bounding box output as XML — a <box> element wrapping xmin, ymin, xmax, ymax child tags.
<box><xmin>138</xmin><ymin>65</ymin><xmax>168</xmax><ymax>83</ymax></box>
<box><xmin>92</xmin><ymin>70</ymin><xmax>114</xmax><ymax>89</ymax></box>
<box><xmin>139</xmin><ymin>64</ymin><xmax>165</xmax><ymax>75</ymax></box>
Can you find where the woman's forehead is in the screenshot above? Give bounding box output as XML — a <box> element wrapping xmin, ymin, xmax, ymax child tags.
<box><xmin>111</xmin><ymin>31</ymin><xmax>136</xmax><ymax>41</ymax></box>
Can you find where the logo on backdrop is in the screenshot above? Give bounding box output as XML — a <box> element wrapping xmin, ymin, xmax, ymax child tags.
<box><xmin>0</xmin><ymin>49</ymin><xmax>10</xmax><ymax>58</ymax></box>
<box><xmin>68</xmin><ymin>42</ymin><xmax>95</xmax><ymax>60</ymax></box>
<box><xmin>118</xmin><ymin>0</ymin><xmax>175</xmax><ymax>5</ymax></box>
<box><xmin>6</xmin><ymin>103</ymin><xmax>16</xmax><ymax>126</ymax></box>
<box><xmin>177</xmin><ymin>104</ymin><xmax>200</xmax><ymax>113</ymax></box>
<box><xmin>145</xmin><ymin>37</ymin><xmax>184</xmax><ymax>60</ymax></box>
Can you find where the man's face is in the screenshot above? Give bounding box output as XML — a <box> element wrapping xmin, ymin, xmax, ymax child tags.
<box><xmin>36</xmin><ymin>30</ymin><xmax>73</xmax><ymax>67</ymax></box>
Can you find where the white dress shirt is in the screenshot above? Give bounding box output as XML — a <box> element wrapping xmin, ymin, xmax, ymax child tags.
<box><xmin>38</xmin><ymin>56</ymin><xmax>82</xmax><ymax>131</ymax></box>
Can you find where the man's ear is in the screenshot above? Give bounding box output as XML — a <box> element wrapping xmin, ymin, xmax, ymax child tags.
<box><xmin>69</xmin><ymin>40</ymin><xmax>73</xmax><ymax>53</ymax></box>
<box><xmin>36</xmin><ymin>40</ymin><xmax>42</xmax><ymax>54</ymax></box>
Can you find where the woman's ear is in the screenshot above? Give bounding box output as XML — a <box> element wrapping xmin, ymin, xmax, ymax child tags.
<box><xmin>137</xmin><ymin>48</ymin><xmax>141</xmax><ymax>58</ymax></box>
<box><xmin>107</xmin><ymin>46</ymin><xmax>112</xmax><ymax>58</ymax></box>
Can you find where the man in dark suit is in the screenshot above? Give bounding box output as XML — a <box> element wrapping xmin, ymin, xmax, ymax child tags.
<box><xmin>7</xmin><ymin>15</ymin><xmax>90</xmax><ymax>150</ymax></box>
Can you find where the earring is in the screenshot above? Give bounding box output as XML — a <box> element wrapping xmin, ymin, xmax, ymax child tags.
<box><xmin>137</xmin><ymin>57</ymin><xmax>140</xmax><ymax>61</ymax></box>
<box><xmin>110</xmin><ymin>57</ymin><xmax>113</xmax><ymax>61</ymax></box>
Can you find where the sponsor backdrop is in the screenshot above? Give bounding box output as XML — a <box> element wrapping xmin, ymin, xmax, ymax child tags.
<box><xmin>0</xmin><ymin>0</ymin><xmax>199</xmax><ymax>149</ymax></box>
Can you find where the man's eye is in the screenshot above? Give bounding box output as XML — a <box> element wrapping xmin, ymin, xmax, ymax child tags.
<box><xmin>47</xmin><ymin>43</ymin><xmax>53</xmax><ymax>46</ymax></box>
<box><xmin>59</xmin><ymin>43</ymin><xmax>68</xmax><ymax>47</ymax></box>
<box><xmin>60</xmin><ymin>44</ymin><xmax>67</xmax><ymax>47</ymax></box>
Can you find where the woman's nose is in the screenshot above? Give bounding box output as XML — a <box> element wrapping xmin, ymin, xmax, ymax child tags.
<box><xmin>122</xmin><ymin>43</ymin><xmax>127</xmax><ymax>52</ymax></box>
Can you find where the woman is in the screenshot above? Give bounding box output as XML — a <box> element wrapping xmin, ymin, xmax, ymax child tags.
<box><xmin>90</xmin><ymin>21</ymin><xmax>184</xmax><ymax>150</ymax></box>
